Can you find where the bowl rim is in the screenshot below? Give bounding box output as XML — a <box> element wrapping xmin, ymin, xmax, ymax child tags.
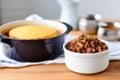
<box><xmin>63</xmin><ymin>39</ymin><xmax>111</xmax><ymax>57</ymax></box>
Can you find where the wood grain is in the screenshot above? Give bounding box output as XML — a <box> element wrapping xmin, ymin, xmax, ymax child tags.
<box><xmin>0</xmin><ymin>61</ymin><xmax>120</xmax><ymax>80</ymax></box>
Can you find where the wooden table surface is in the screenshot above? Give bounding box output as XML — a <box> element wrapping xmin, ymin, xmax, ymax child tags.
<box><xmin>0</xmin><ymin>30</ymin><xmax>120</xmax><ymax>80</ymax></box>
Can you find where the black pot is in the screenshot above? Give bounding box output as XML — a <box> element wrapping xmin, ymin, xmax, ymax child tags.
<box><xmin>0</xmin><ymin>20</ymin><xmax>72</xmax><ymax>62</ymax></box>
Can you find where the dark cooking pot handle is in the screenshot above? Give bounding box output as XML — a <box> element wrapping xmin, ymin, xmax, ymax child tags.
<box><xmin>0</xmin><ymin>35</ymin><xmax>12</xmax><ymax>46</ymax></box>
<box><xmin>61</xmin><ymin>22</ymin><xmax>73</xmax><ymax>34</ymax></box>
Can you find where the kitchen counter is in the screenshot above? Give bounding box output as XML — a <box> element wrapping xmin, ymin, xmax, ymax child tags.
<box><xmin>0</xmin><ymin>30</ymin><xmax>120</xmax><ymax>80</ymax></box>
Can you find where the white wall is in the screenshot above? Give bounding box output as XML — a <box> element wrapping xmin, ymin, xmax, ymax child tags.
<box><xmin>79</xmin><ymin>0</ymin><xmax>120</xmax><ymax>19</ymax></box>
<box><xmin>0</xmin><ymin>0</ymin><xmax>120</xmax><ymax>24</ymax></box>
<box><xmin>0</xmin><ymin>0</ymin><xmax>30</xmax><ymax>23</ymax></box>
<box><xmin>0</xmin><ymin>0</ymin><xmax>61</xmax><ymax>24</ymax></box>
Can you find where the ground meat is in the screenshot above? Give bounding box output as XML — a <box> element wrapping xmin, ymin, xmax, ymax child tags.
<box><xmin>66</xmin><ymin>34</ymin><xmax>108</xmax><ymax>53</ymax></box>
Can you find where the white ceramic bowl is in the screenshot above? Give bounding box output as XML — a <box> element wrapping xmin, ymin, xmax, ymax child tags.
<box><xmin>63</xmin><ymin>40</ymin><xmax>111</xmax><ymax>74</ymax></box>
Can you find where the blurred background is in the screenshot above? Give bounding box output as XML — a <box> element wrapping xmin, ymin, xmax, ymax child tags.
<box><xmin>0</xmin><ymin>0</ymin><xmax>120</xmax><ymax>24</ymax></box>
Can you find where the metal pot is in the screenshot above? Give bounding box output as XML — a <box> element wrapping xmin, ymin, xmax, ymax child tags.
<box><xmin>0</xmin><ymin>20</ymin><xmax>72</xmax><ymax>62</ymax></box>
<box><xmin>79</xmin><ymin>14</ymin><xmax>102</xmax><ymax>35</ymax></box>
<box><xmin>97</xmin><ymin>22</ymin><xmax>120</xmax><ymax>41</ymax></box>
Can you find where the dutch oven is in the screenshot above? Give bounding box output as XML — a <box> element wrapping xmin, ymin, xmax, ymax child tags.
<box><xmin>0</xmin><ymin>20</ymin><xmax>72</xmax><ymax>62</ymax></box>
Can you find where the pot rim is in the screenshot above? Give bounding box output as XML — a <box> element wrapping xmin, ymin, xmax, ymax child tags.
<box><xmin>0</xmin><ymin>20</ymin><xmax>69</xmax><ymax>41</ymax></box>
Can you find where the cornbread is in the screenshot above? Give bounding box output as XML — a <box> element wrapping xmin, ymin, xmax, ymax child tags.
<box><xmin>9</xmin><ymin>25</ymin><xmax>57</xmax><ymax>40</ymax></box>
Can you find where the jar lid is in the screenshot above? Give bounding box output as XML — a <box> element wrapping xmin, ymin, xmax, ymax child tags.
<box><xmin>86</xmin><ymin>14</ymin><xmax>102</xmax><ymax>21</ymax></box>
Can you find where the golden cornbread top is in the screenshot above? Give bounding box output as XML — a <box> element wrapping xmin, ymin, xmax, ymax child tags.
<box><xmin>9</xmin><ymin>25</ymin><xmax>57</xmax><ymax>40</ymax></box>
